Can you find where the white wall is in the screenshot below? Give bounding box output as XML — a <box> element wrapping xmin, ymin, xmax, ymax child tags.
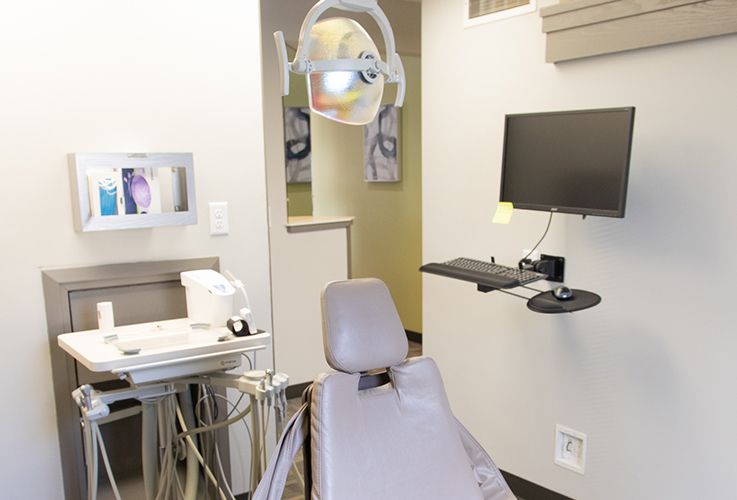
<box><xmin>422</xmin><ymin>1</ymin><xmax>737</xmax><ymax>499</ymax></box>
<box><xmin>0</xmin><ymin>1</ymin><xmax>270</xmax><ymax>497</ymax></box>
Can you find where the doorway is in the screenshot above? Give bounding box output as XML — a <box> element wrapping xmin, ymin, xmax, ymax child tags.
<box><xmin>279</xmin><ymin>1</ymin><xmax>423</xmax><ymax>340</ymax></box>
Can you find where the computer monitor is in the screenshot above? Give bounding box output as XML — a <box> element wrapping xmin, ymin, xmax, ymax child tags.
<box><xmin>499</xmin><ymin>107</ymin><xmax>635</xmax><ymax>218</ymax></box>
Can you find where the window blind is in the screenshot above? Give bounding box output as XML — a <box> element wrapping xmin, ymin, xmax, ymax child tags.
<box><xmin>468</xmin><ymin>0</ymin><xmax>530</xmax><ymax>19</ymax></box>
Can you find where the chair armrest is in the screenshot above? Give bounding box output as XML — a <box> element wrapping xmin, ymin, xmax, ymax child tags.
<box><xmin>455</xmin><ymin>417</ymin><xmax>517</xmax><ymax>500</ymax></box>
<box><xmin>253</xmin><ymin>403</ymin><xmax>309</xmax><ymax>500</ymax></box>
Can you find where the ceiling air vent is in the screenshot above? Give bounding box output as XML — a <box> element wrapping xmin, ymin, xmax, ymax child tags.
<box><xmin>465</xmin><ymin>0</ymin><xmax>537</xmax><ymax>27</ymax></box>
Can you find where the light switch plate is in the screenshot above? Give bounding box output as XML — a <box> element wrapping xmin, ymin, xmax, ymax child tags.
<box><xmin>209</xmin><ymin>201</ymin><xmax>229</xmax><ymax>236</ymax></box>
<box><xmin>554</xmin><ymin>424</ymin><xmax>587</xmax><ymax>474</ymax></box>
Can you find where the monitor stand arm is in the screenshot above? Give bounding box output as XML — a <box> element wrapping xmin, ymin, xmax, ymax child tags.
<box><xmin>520</xmin><ymin>254</ymin><xmax>565</xmax><ymax>283</ymax></box>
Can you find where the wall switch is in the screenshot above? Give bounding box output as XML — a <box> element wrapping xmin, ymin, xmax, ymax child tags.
<box><xmin>554</xmin><ymin>425</ymin><xmax>587</xmax><ymax>474</ymax></box>
<box><xmin>209</xmin><ymin>202</ymin><xmax>229</xmax><ymax>236</ymax></box>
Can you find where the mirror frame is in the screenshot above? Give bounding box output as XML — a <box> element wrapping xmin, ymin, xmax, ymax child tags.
<box><xmin>69</xmin><ymin>153</ymin><xmax>197</xmax><ymax>232</ymax></box>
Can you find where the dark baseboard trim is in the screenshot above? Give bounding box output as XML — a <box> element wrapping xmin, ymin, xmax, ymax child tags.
<box><xmin>405</xmin><ymin>329</ymin><xmax>422</xmax><ymax>344</ymax></box>
<box><xmin>285</xmin><ymin>381</ymin><xmax>312</xmax><ymax>400</ymax></box>
<box><xmin>239</xmin><ymin>471</ymin><xmax>570</xmax><ymax>500</ymax></box>
<box><xmin>501</xmin><ymin>470</ymin><xmax>574</xmax><ymax>500</ymax></box>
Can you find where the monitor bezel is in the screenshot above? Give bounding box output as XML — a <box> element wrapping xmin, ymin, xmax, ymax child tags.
<box><xmin>499</xmin><ymin>106</ymin><xmax>635</xmax><ymax>219</ymax></box>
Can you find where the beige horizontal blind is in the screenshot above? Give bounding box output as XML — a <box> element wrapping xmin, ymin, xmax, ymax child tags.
<box><xmin>468</xmin><ymin>0</ymin><xmax>530</xmax><ymax>19</ymax></box>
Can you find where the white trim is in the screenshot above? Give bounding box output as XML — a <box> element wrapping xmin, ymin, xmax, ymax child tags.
<box><xmin>286</xmin><ymin>215</ymin><xmax>354</xmax><ymax>233</ymax></box>
<box><xmin>464</xmin><ymin>0</ymin><xmax>537</xmax><ymax>28</ymax></box>
<box><xmin>554</xmin><ymin>424</ymin><xmax>587</xmax><ymax>475</ymax></box>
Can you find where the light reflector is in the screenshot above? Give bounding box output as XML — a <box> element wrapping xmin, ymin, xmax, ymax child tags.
<box><xmin>306</xmin><ymin>18</ymin><xmax>384</xmax><ymax>126</ymax></box>
<box><xmin>274</xmin><ymin>0</ymin><xmax>405</xmax><ymax>126</ymax></box>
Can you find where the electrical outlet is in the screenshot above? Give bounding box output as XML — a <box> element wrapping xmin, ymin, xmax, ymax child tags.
<box><xmin>209</xmin><ymin>202</ymin><xmax>229</xmax><ymax>236</ymax></box>
<box><xmin>554</xmin><ymin>425</ymin><xmax>587</xmax><ymax>474</ymax></box>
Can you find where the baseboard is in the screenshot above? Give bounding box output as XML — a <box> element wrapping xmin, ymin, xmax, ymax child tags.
<box><xmin>501</xmin><ymin>470</ymin><xmax>574</xmax><ymax>500</ymax></box>
<box><xmin>405</xmin><ymin>329</ymin><xmax>422</xmax><ymax>344</ymax></box>
<box><xmin>238</xmin><ymin>471</ymin><xmax>570</xmax><ymax>500</ymax></box>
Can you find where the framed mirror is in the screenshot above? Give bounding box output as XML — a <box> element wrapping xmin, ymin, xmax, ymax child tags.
<box><xmin>69</xmin><ymin>153</ymin><xmax>197</xmax><ymax>232</ymax></box>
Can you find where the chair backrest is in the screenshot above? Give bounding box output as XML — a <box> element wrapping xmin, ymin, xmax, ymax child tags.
<box><xmin>320</xmin><ymin>277</ymin><xmax>408</xmax><ymax>374</ymax></box>
<box><xmin>311</xmin><ymin>278</ymin><xmax>512</xmax><ymax>500</ymax></box>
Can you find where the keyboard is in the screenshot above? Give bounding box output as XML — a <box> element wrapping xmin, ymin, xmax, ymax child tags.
<box><xmin>420</xmin><ymin>257</ymin><xmax>547</xmax><ymax>289</ymax></box>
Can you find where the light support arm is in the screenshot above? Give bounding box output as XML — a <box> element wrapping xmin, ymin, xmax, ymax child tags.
<box><xmin>392</xmin><ymin>53</ymin><xmax>406</xmax><ymax>107</ymax></box>
<box><xmin>273</xmin><ymin>0</ymin><xmax>405</xmax><ymax>107</ymax></box>
<box><xmin>274</xmin><ymin>31</ymin><xmax>290</xmax><ymax>98</ymax></box>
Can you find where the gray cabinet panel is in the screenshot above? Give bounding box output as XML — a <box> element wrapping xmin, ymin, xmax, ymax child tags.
<box><xmin>42</xmin><ymin>257</ymin><xmax>221</xmax><ymax>500</ymax></box>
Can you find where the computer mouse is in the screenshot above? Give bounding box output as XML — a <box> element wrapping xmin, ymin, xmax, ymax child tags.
<box><xmin>553</xmin><ymin>286</ymin><xmax>574</xmax><ymax>300</ymax></box>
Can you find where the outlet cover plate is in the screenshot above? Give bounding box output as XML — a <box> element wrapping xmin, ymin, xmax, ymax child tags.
<box><xmin>209</xmin><ymin>201</ymin><xmax>229</xmax><ymax>236</ymax></box>
<box><xmin>555</xmin><ymin>424</ymin><xmax>587</xmax><ymax>475</ymax></box>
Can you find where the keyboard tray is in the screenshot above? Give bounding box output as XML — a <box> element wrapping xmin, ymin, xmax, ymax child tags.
<box><xmin>420</xmin><ymin>262</ymin><xmax>520</xmax><ymax>289</ymax></box>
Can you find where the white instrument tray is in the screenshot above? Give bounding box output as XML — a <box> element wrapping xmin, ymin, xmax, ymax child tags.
<box><xmin>58</xmin><ymin>318</ymin><xmax>269</xmax><ymax>379</ymax></box>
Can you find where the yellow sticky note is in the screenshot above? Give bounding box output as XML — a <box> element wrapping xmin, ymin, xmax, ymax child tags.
<box><xmin>492</xmin><ymin>202</ymin><xmax>514</xmax><ymax>224</ymax></box>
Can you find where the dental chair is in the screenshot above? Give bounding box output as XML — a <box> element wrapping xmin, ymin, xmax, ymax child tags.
<box><xmin>255</xmin><ymin>278</ymin><xmax>516</xmax><ymax>500</ymax></box>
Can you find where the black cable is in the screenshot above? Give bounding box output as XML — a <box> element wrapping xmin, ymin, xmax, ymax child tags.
<box><xmin>518</xmin><ymin>212</ymin><xmax>554</xmax><ymax>268</ymax></box>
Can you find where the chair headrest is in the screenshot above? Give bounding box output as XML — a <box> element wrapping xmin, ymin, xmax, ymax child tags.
<box><xmin>321</xmin><ymin>278</ymin><xmax>408</xmax><ymax>374</ymax></box>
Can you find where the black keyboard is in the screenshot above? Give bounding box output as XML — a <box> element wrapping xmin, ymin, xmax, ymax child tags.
<box><xmin>420</xmin><ymin>257</ymin><xmax>547</xmax><ymax>289</ymax></box>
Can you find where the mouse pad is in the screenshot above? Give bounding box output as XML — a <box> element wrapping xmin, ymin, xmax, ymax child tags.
<box><xmin>527</xmin><ymin>290</ymin><xmax>601</xmax><ymax>314</ymax></box>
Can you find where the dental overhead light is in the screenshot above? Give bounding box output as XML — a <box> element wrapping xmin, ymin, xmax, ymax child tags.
<box><xmin>274</xmin><ymin>0</ymin><xmax>406</xmax><ymax>126</ymax></box>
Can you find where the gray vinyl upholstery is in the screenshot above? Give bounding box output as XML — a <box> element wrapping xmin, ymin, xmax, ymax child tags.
<box><xmin>252</xmin><ymin>278</ymin><xmax>515</xmax><ymax>500</ymax></box>
<box><xmin>312</xmin><ymin>278</ymin><xmax>516</xmax><ymax>500</ymax></box>
<box><xmin>321</xmin><ymin>278</ymin><xmax>408</xmax><ymax>373</ymax></box>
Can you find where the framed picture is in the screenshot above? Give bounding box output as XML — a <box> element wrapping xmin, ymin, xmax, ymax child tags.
<box><xmin>69</xmin><ymin>153</ymin><xmax>196</xmax><ymax>232</ymax></box>
<box><xmin>284</xmin><ymin>107</ymin><xmax>312</xmax><ymax>184</ymax></box>
<box><xmin>87</xmin><ymin>169</ymin><xmax>122</xmax><ymax>217</ymax></box>
<box><xmin>121</xmin><ymin>168</ymin><xmax>163</xmax><ymax>215</ymax></box>
<box><xmin>364</xmin><ymin>105</ymin><xmax>400</xmax><ymax>182</ymax></box>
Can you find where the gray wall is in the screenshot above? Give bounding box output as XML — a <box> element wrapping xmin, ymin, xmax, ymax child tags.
<box><xmin>422</xmin><ymin>0</ymin><xmax>737</xmax><ymax>498</ymax></box>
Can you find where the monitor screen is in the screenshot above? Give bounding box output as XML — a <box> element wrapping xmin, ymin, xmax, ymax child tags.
<box><xmin>500</xmin><ymin>107</ymin><xmax>635</xmax><ymax>218</ymax></box>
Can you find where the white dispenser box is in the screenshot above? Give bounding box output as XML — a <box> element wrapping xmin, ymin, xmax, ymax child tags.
<box><xmin>180</xmin><ymin>270</ymin><xmax>235</xmax><ymax>327</ymax></box>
